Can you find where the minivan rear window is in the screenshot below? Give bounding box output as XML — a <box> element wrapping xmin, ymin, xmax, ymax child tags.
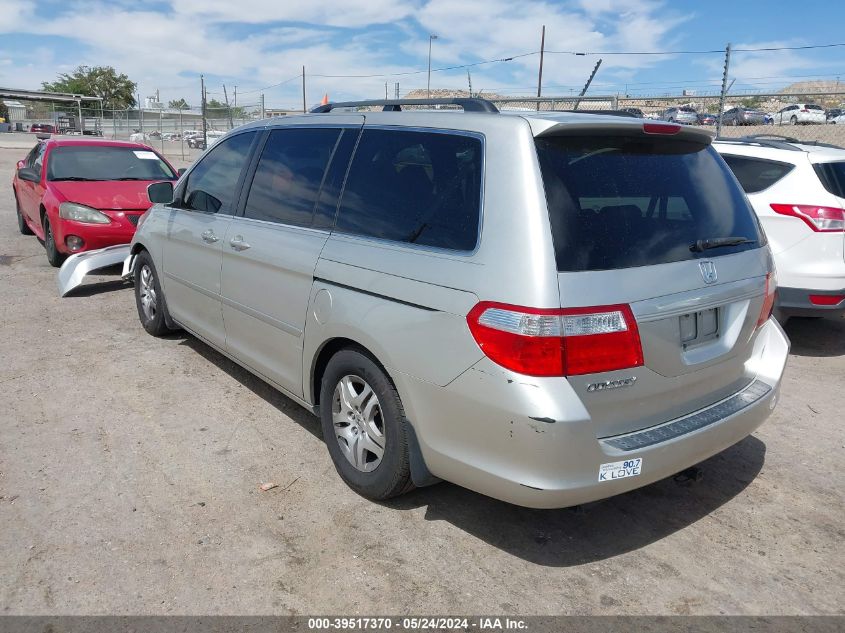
<box><xmin>335</xmin><ymin>129</ymin><xmax>482</xmax><ymax>251</ymax></box>
<box><xmin>536</xmin><ymin>136</ymin><xmax>762</xmax><ymax>272</ymax></box>
<box><xmin>813</xmin><ymin>161</ymin><xmax>845</xmax><ymax>198</ymax></box>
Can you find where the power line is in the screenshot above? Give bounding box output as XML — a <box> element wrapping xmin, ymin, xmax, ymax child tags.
<box><xmin>546</xmin><ymin>42</ymin><xmax>845</xmax><ymax>56</ymax></box>
<box><xmin>237</xmin><ymin>73</ymin><xmax>302</xmax><ymax>95</ymax></box>
<box><xmin>169</xmin><ymin>42</ymin><xmax>845</xmax><ymax>97</ymax></box>
<box><xmin>310</xmin><ymin>52</ymin><xmax>536</xmax><ymax>79</ymax></box>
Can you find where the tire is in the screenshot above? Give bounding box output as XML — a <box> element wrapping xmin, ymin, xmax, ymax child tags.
<box><xmin>134</xmin><ymin>250</ymin><xmax>173</xmax><ymax>336</ymax></box>
<box><xmin>767</xmin><ymin>119</ymin><xmax>774</xmax><ymax>126</ymax></box>
<box><xmin>15</xmin><ymin>194</ymin><xmax>33</xmax><ymax>235</ymax></box>
<box><xmin>42</xmin><ymin>215</ymin><xmax>65</xmax><ymax>267</ymax></box>
<box><xmin>320</xmin><ymin>349</ymin><xmax>414</xmax><ymax>501</ymax></box>
<box><xmin>790</xmin><ymin>115</ymin><xmax>798</xmax><ymax>125</ymax></box>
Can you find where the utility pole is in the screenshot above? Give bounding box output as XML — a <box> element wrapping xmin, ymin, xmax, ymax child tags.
<box><xmin>260</xmin><ymin>93</ymin><xmax>265</xmax><ymax>119</ymax></box>
<box><xmin>536</xmin><ymin>25</ymin><xmax>546</xmax><ymax>110</ymax></box>
<box><xmin>467</xmin><ymin>70</ymin><xmax>473</xmax><ymax>97</ymax></box>
<box><xmin>223</xmin><ymin>84</ymin><xmax>234</xmax><ymax>129</ymax></box>
<box><xmin>385</xmin><ymin>82</ymin><xmax>389</xmax><ymax>99</ymax></box>
<box><xmin>427</xmin><ymin>34</ymin><xmax>439</xmax><ymax>99</ymax></box>
<box><xmin>572</xmin><ymin>59</ymin><xmax>602</xmax><ymax>111</ymax></box>
<box><xmin>233</xmin><ymin>86</ymin><xmax>237</xmax><ymax>108</ymax></box>
<box><xmin>716</xmin><ymin>43</ymin><xmax>732</xmax><ymax>138</ymax></box>
<box><xmin>137</xmin><ymin>91</ymin><xmax>143</xmax><ymax>135</ymax></box>
<box><xmin>395</xmin><ymin>82</ymin><xmax>399</xmax><ymax>98</ymax></box>
<box><xmin>200</xmin><ymin>75</ymin><xmax>207</xmax><ymax>148</ymax></box>
<box><xmin>302</xmin><ymin>66</ymin><xmax>307</xmax><ymax>113</ymax></box>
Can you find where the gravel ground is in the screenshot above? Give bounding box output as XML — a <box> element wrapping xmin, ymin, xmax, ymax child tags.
<box><xmin>0</xmin><ymin>139</ymin><xmax>843</xmax><ymax>616</ymax></box>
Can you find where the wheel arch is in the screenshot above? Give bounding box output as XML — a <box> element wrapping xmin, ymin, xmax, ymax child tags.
<box><xmin>309</xmin><ymin>336</ymin><xmax>440</xmax><ymax>488</ymax></box>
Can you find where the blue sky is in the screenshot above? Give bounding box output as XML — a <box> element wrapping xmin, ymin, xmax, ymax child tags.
<box><xmin>1</xmin><ymin>0</ymin><xmax>844</xmax><ymax>110</ymax></box>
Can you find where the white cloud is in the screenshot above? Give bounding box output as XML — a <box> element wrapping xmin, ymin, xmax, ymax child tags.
<box><xmin>1</xmin><ymin>0</ymin><xmax>693</xmax><ymax>107</ymax></box>
<box><xmin>171</xmin><ymin>0</ymin><xmax>422</xmax><ymax>28</ymax></box>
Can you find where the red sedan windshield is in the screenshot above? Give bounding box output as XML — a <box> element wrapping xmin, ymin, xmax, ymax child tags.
<box><xmin>48</xmin><ymin>146</ymin><xmax>177</xmax><ymax>181</ymax></box>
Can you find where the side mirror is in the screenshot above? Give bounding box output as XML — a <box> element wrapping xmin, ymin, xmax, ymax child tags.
<box><xmin>147</xmin><ymin>181</ymin><xmax>174</xmax><ymax>204</ymax></box>
<box><xmin>177</xmin><ymin>168</ymin><xmax>187</xmax><ymax>177</ymax></box>
<box><xmin>17</xmin><ymin>167</ymin><xmax>39</xmax><ymax>182</ymax></box>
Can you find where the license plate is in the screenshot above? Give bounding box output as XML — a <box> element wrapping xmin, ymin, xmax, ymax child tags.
<box><xmin>679</xmin><ymin>307</ymin><xmax>719</xmax><ymax>346</ymax></box>
<box><xmin>598</xmin><ymin>458</ymin><xmax>643</xmax><ymax>482</ymax></box>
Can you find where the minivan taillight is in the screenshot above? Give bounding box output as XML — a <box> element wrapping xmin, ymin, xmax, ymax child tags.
<box><xmin>770</xmin><ymin>204</ymin><xmax>845</xmax><ymax>232</ymax></box>
<box><xmin>466</xmin><ymin>302</ymin><xmax>644</xmax><ymax>377</ymax></box>
<box><xmin>757</xmin><ymin>272</ymin><xmax>777</xmax><ymax>328</ymax></box>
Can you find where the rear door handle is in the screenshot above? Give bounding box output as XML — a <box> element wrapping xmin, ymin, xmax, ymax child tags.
<box><xmin>201</xmin><ymin>229</ymin><xmax>218</xmax><ymax>243</ymax></box>
<box><xmin>229</xmin><ymin>235</ymin><xmax>251</xmax><ymax>251</ymax></box>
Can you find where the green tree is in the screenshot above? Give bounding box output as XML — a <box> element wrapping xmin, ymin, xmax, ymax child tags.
<box><xmin>206</xmin><ymin>97</ymin><xmax>245</xmax><ymax>118</ymax></box>
<box><xmin>42</xmin><ymin>65</ymin><xmax>137</xmax><ymax>110</ymax></box>
<box><xmin>168</xmin><ymin>98</ymin><xmax>190</xmax><ymax>110</ymax></box>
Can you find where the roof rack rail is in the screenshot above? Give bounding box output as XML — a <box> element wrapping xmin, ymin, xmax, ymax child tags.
<box><xmin>310</xmin><ymin>98</ymin><xmax>499</xmax><ymax>114</ymax></box>
<box><xmin>718</xmin><ymin>135</ymin><xmax>803</xmax><ymax>151</ymax></box>
<box><xmin>720</xmin><ymin>134</ymin><xmax>845</xmax><ymax>151</ymax></box>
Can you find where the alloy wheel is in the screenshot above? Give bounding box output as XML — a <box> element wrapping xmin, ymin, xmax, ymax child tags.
<box><xmin>331</xmin><ymin>375</ymin><xmax>385</xmax><ymax>472</ymax></box>
<box><xmin>139</xmin><ymin>264</ymin><xmax>158</xmax><ymax>321</ymax></box>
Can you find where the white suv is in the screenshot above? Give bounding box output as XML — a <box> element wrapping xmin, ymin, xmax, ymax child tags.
<box><xmin>771</xmin><ymin>104</ymin><xmax>826</xmax><ymax>125</ymax></box>
<box><xmin>715</xmin><ymin>135</ymin><xmax>845</xmax><ymax>319</ymax></box>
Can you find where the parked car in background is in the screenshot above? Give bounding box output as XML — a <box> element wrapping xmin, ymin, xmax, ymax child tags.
<box><xmin>771</xmin><ymin>104</ymin><xmax>826</xmax><ymax>125</ymax></box>
<box><xmin>826</xmin><ymin>108</ymin><xmax>843</xmax><ymax>122</ymax></box>
<box><xmin>764</xmin><ymin>113</ymin><xmax>774</xmax><ymax>125</ymax></box>
<box><xmin>661</xmin><ymin>106</ymin><xmax>699</xmax><ymax>124</ymax></box>
<box><xmin>30</xmin><ymin>123</ymin><xmax>56</xmax><ymax>134</ymax></box>
<box><xmin>620</xmin><ymin>107</ymin><xmax>644</xmax><ymax>118</ymax></box>
<box><xmin>187</xmin><ymin>129</ymin><xmax>224</xmax><ymax>150</ymax></box>
<box><xmin>829</xmin><ymin>113</ymin><xmax>845</xmax><ymax>125</ymax></box>
<box><xmin>715</xmin><ymin>135</ymin><xmax>845</xmax><ymax>320</ymax></box>
<box><xmin>122</xmin><ymin>99</ymin><xmax>787</xmax><ymax>509</ymax></box>
<box><xmin>721</xmin><ymin>107</ymin><xmax>767</xmax><ymax>126</ymax></box>
<box><xmin>697</xmin><ymin>112</ymin><xmax>717</xmax><ymax>125</ymax></box>
<box><xmin>129</xmin><ymin>131</ymin><xmax>149</xmax><ymax>142</ymax></box>
<box><xmin>11</xmin><ymin>138</ymin><xmax>178</xmax><ymax>266</ymax></box>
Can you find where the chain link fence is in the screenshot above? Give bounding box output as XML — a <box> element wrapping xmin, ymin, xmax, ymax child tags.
<box><xmin>8</xmin><ymin>89</ymin><xmax>845</xmax><ymax>163</ymax></box>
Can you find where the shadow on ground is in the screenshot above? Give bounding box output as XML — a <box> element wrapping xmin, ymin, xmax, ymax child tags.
<box><xmin>783</xmin><ymin>315</ymin><xmax>845</xmax><ymax>357</ymax></box>
<box><xmin>175</xmin><ymin>332</ymin><xmax>766</xmax><ymax>567</ymax></box>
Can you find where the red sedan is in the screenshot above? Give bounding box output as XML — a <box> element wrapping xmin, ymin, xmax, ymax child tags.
<box><xmin>12</xmin><ymin>138</ymin><xmax>179</xmax><ymax>266</ymax></box>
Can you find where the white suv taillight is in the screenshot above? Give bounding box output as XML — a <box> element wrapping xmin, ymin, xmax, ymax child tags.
<box><xmin>770</xmin><ymin>204</ymin><xmax>845</xmax><ymax>232</ymax></box>
<box><xmin>466</xmin><ymin>302</ymin><xmax>644</xmax><ymax>377</ymax></box>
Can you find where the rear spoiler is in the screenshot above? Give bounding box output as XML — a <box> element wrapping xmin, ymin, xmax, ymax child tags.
<box><xmin>530</xmin><ymin>118</ymin><xmax>715</xmax><ymax>145</ymax></box>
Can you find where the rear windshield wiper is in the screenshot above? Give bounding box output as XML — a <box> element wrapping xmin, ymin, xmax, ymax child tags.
<box><xmin>690</xmin><ymin>237</ymin><xmax>757</xmax><ymax>252</ymax></box>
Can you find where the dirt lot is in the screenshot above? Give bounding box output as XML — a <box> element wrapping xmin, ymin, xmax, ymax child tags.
<box><xmin>0</xmin><ymin>139</ymin><xmax>843</xmax><ymax>616</ymax></box>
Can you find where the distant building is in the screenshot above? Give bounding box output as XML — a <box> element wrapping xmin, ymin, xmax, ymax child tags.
<box><xmin>2</xmin><ymin>100</ymin><xmax>26</xmax><ymax>121</ymax></box>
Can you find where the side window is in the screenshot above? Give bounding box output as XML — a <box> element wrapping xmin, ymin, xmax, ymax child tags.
<box><xmin>335</xmin><ymin>129</ymin><xmax>482</xmax><ymax>251</ymax></box>
<box><xmin>721</xmin><ymin>154</ymin><xmax>795</xmax><ymax>194</ymax></box>
<box><xmin>182</xmin><ymin>132</ymin><xmax>256</xmax><ymax>214</ymax></box>
<box><xmin>32</xmin><ymin>144</ymin><xmax>46</xmax><ymax>177</ymax></box>
<box><xmin>313</xmin><ymin>129</ymin><xmax>360</xmax><ymax>229</ymax></box>
<box><xmin>24</xmin><ymin>144</ymin><xmax>40</xmax><ymax>168</ymax></box>
<box><xmin>243</xmin><ymin>127</ymin><xmax>340</xmax><ymax>227</ymax></box>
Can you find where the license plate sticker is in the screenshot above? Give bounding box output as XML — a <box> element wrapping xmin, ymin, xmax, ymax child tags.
<box><xmin>598</xmin><ymin>458</ymin><xmax>643</xmax><ymax>482</ymax></box>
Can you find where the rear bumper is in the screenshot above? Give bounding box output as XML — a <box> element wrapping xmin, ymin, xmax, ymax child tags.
<box><xmin>400</xmin><ymin>319</ymin><xmax>789</xmax><ymax>509</ymax></box>
<box><xmin>777</xmin><ymin>286</ymin><xmax>845</xmax><ymax>317</ymax></box>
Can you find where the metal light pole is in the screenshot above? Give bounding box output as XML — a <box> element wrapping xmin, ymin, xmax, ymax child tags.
<box><xmin>427</xmin><ymin>34</ymin><xmax>439</xmax><ymax>100</ymax></box>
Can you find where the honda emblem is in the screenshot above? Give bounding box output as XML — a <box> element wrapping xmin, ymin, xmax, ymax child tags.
<box><xmin>699</xmin><ymin>260</ymin><xmax>718</xmax><ymax>284</ymax></box>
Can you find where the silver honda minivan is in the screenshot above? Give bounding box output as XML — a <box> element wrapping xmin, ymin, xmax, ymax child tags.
<box><xmin>129</xmin><ymin>98</ymin><xmax>789</xmax><ymax>508</ymax></box>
